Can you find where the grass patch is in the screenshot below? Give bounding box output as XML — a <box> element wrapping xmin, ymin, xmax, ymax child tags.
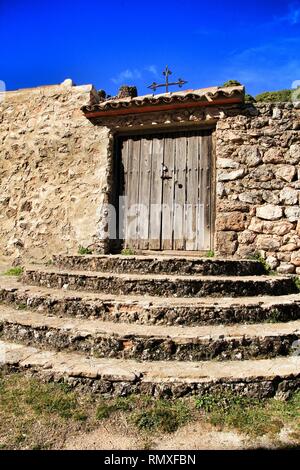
<box><xmin>132</xmin><ymin>399</ymin><xmax>191</xmax><ymax>433</ymax></box>
<box><xmin>3</xmin><ymin>266</ymin><xmax>23</xmax><ymax>276</ymax></box>
<box><xmin>121</xmin><ymin>247</ymin><xmax>136</xmax><ymax>256</ymax></box>
<box><xmin>25</xmin><ymin>381</ymin><xmax>79</xmax><ymax>419</ymax></box>
<box><xmin>78</xmin><ymin>246</ymin><xmax>93</xmax><ymax>255</ymax></box>
<box><xmin>0</xmin><ymin>373</ymin><xmax>91</xmax><ymax>449</ymax></box>
<box><xmin>294</xmin><ymin>277</ymin><xmax>300</xmax><ymax>291</ymax></box>
<box><xmin>0</xmin><ymin>375</ymin><xmax>79</xmax><ymax>420</ymax></box>
<box><xmin>96</xmin><ymin>395</ymin><xmax>191</xmax><ymax>433</ymax></box>
<box><xmin>195</xmin><ymin>391</ymin><xmax>300</xmax><ymax>438</ymax></box>
<box><xmin>0</xmin><ymin>374</ymin><xmax>191</xmax><ymax>449</ymax></box>
<box><xmin>249</xmin><ymin>253</ymin><xmax>272</xmax><ymax>274</ymax></box>
<box><xmin>16</xmin><ymin>303</ymin><xmax>27</xmax><ymax>310</ymax></box>
<box><xmin>0</xmin><ymin>372</ymin><xmax>299</xmax><ymax>449</ymax></box>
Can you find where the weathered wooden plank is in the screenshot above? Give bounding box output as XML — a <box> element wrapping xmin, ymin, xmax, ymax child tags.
<box><xmin>161</xmin><ymin>135</ymin><xmax>175</xmax><ymax>250</ymax></box>
<box><xmin>173</xmin><ymin>134</ymin><xmax>186</xmax><ymax>250</ymax></box>
<box><xmin>149</xmin><ymin>137</ymin><xmax>163</xmax><ymax>250</ymax></box>
<box><xmin>126</xmin><ymin>138</ymin><xmax>141</xmax><ymax>250</ymax></box>
<box><xmin>186</xmin><ymin>134</ymin><xmax>199</xmax><ymax>250</ymax></box>
<box><xmin>199</xmin><ymin>133</ymin><xmax>211</xmax><ymax>250</ymax></box>
<box><xmin>120</xmin><ymin>138</ymin><xmax>129</xmax><ymax>243</ymax></box>
<box><xmin>137</xmin><ymin>137</ymin><xmax>152</xmax><ymax>250</ymax></box>
<box><xmin>205</xmin><ymin>133</ymin><xmax>213</xmax><ymax>250</ymax></box>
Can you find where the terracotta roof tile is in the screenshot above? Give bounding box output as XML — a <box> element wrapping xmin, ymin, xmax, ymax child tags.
<box><xmin>82</xmin><ymin>85</ymin><xmax>245</xmax><ymax>115</ymax></box>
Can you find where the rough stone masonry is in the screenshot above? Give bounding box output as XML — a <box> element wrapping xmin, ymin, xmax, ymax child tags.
<box><xmin>0</xmin><ymin>80</ymin><xmax>300</xmax><ymax>273</ymax></box>
<box><xmin>216</xmin><ymin>102</ymin><xmax>300</xmax><ymax>274</ymax></box>
<box><xmin>0</xmin><ymin>80</ymin><xmax>109</xmax><ymax>261</ymax></box>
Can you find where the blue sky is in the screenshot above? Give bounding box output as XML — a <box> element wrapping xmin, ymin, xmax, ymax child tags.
<box><xmin>0</xmin><ymin>0</ymin><xmax>300</xmax><ymax>96</ymax></box>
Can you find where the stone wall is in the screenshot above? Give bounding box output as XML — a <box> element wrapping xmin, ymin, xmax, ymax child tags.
<box><xmin>1</xmin><ymin>81</ymin><xmax>300</xmax><ymax>273</ymax></box>
<box><xmin>216</xmin><ymin>102</ymin><xmax>300</xmax><ymax>273</ymax></box>
<box><xmin>0</xmin><ymin>81</ymin><xmax>110</xmax><ymax>262</ymax></box>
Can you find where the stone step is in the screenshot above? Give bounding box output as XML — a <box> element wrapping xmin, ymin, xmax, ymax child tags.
<box><xmin>22</xmin><ymin>267</ymin><xmax>298</xmax><ymax>298</ymax></box>
<box><xmin>52</xmin><ymin>254</ymin><xmax>265</xmax><ymax>277</ymax></box>
<box><xmin>1</xmin><ymin>277</ymin><xmax>300</xmax><ymax>326</ymax></box>
<box><xmin>0</xmin><ymin>305</ymin><xmax>299</xmax><ymax>361</ymax></box>
<box><xmin>1</xmin><ymin>340</ymin><xmax>299</xmax><ymax>398</ymax></box>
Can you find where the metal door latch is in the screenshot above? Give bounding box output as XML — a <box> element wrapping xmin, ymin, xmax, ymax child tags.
<box><xmin>160</xmin><ymin>163</ymin><xmax>172</xmax><ymax>180</ymax></box>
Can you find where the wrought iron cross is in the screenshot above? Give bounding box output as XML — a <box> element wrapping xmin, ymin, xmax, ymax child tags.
<box><xmin>148</xmin><ymin>66</ymin><xmax>187</xmax><ymax>93</ymax></box>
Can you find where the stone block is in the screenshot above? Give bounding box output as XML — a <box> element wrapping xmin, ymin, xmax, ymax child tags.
<box><xmin>226</xmin><ymin>131</ymin><xmax>244</xmax><ymax>143</ymax></box>
<box><xmin>248</xmin><ymin>217</ymin><xmax>293</xmax><ymax>236</ymax></box>
<box><xmin>236</xmin><ymin>245</ymin><xmax>256</xmax><ymax>258</ymax></box>
<box><xmin>277</xmin><ymin>252</ymin><xmax>292</xmax><ymax>262</ymax></box>
<box><xmin>256</xmin><ymin>235</ymin><xmax>281</xmax><ymax>251</ymax></box>
<box><xmin>217</xmin><ymin>200</ymin><xmax>249</xmax><ymax>212</ymax></box>
<box><xmin>285</xmin><ymin>207</ymin><xmax>300</xmax><ymax>222</ymax></box>
<box><xmin>291</xmin><ymin>251</ymin><xmax>300</xmax><ymax>266</ymax></box>
<box><xmin>274</xmin><ymin>165</ymin><xmax>296</xmax><ymax>182</ymax></box>
<box><xmin>272</xmin><ymin>108</ymin><xmax>282</xmax><ymax>119</ymax></box>
<box><xmin>261</xmin><ymin>190</ymin><xmax>280</xmax><ymax>205</ymax></box>
<box><xmin>279</xmin><ymin>243</ymin><xmax>297</xmax><ymax>252</ymax></box>
<box><xmin>282</xmin><ymin>233</ymin><xmax>299</xmax><ymax>244</ymax></box>
<box><xmin>279</xmin><ymin>187</ymin><xmax>298</xmax><ymax>205</ymax></box>
<box><xmin>239</xmin><ymin>191</ymin><xmax>262</xmax><ymax>204</ymax></box>
<box><xmin>277</xmin><ymin>262</ymin><xmax>295</xmax><ymax>274</ymax></box>
<box><xmin>256</xmin><ymin>205</ymin><xmax>283</xmax><ymax>220</ymax></box>
<box><xmin>216</xmin><ymin>182</ymin><xmax>226</xmax><ymax>197</ymax></box>
<box><xmin>217</xmin><ymin>158</ymin><xmax>239</xmax><ymax>169</ymax></box>
<box><xmin>250</xmin><ymin>165</ymin><xmax>274</xmax><ymax>182</ymax></box>
<box><xmin>216</xmin><ymin>213</ymin><xmax>248</xmax><ymax>231</ymax></box>
<box><xmin>266</xmin><ymin>255</ymin><xmax>279</xmax><ymax>270</ymax></box>
<box><xmin>217</xmin><ymin>169</ymin><xmax>245</xmax><ymax>181</ymax></box>
<box><xmin>289</xmin><ymin>144</ymin><xmax>300</xmax><ymax>164</ymax></box>
<box><xmin>238</xmin><ymin>146</ymin><xmax>262</xmax><ymax>167</ymax></box>
<box><xmin>216</xmin><ymin>231</ymin><xmax>238</xmax><ymax>255</ymax></box>
<box><xmin>263</xmin><ymin>148</ymin><xmax>284</xmax><ymax>164</ymax></box>
<box><xmin>238</xmin><ymin>231</ymin><xmax>257</xmax><ymax>244</ymax></box>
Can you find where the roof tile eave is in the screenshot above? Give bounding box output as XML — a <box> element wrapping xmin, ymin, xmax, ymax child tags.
<box><xmin>82</xmin><ymin>85</ymin><xmax>245</xmax><ymax>114</ymax></box>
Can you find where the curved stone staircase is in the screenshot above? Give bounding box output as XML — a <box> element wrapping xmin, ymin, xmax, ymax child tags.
<box><xmin>0</xmin><ymin>254</ymin><xmax>300</xmax><ymax>398</ymax></box>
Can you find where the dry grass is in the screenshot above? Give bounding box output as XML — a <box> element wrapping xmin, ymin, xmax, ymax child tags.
<box><xmin>0</xmin><ymin>373</ymin><xmax>94</xmax><ymax>449</ymax></box>
<box><xmin>195</xmin><ymin>391</ymin><xmax>300</xmax><ymax>440</ymax></box>
<box><xmin>0</xmin><ymin>371</ymin><xmax>299</xmax><ymax>450</ymax></box>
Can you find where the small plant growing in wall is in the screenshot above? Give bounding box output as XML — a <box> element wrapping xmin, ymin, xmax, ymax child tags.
<box><xmin>294</xmin><ymin>277</ymin><xmax>300</xmax><ymax>292</ymax></box>
<box><xmin>266</xmin><ymin>308</ymin><xmax>281</xmax><ymax>323</ymax></box>
<box><xmin>222</xmin><ymin>79</ymin><xmax>242</xmax><ymax>87</ymax></box>
<box><xmin>250</xmin><ymin>253</ymin><xmax>272</xmax><ymax>274</ymax></box>
<box><xmin>3</xmin><ymin>266</ymin><xmax>23</xmax><ymax>276</ymax></box>
<box><xmin>78</xmin><ymin>246</ymin><xmax>93</xmax><ymax>255</ymax></box>
<box><xmin>206</xmin><ymin>250</ymin><xmax>215</xmax><ymax>258</ymax></box>
<box><xmin>121</xmin><ymin>247</ymin><xmax>136</xmax><ymax>256</ymax></box>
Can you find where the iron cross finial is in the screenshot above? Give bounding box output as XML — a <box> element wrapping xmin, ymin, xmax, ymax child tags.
<box><xmin>148</xmin><ymin>66</ymin><xmax>187</xmax><ymax>93</ymax></box>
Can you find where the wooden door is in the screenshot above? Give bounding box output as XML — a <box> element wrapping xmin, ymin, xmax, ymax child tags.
<box><xmin>119</xmin><ymin>129</ymin><xmax>213</xmax><ymax>251</ymax></box>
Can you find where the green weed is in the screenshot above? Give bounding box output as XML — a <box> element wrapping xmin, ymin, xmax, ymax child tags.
<box><xmin>3</xmin><ymin>267</ymin><xmax>23</xmax><ymax>276</ymax></box>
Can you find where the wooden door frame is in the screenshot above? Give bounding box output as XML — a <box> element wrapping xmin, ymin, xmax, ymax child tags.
<box><xmin>112</xmin><ymin>124</ymin><xmax>216</xmax><ymax>253</ymax></box>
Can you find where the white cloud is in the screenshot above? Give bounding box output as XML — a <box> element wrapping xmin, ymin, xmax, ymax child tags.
<box><xmin>287</xmin><ymin>5</ymin><xmax>300</xmax><ymax>24</ymax></box>
<box><xmin>111</xmin><ymin>69</ymin><xmax>142</xmax><ymax>85</ymax></box>
<box><xmin>292</xmin><ymin>80</ymin><xmax>300</xmax><ymax>88</ymax></box>
<box><xmin>273</xmin><ymin>3</ymin><xmax>300</xmax><ymax>25</ymax></box>
<box><xmin>145</xmin><ymin>65</ymin><xmax>158</xmax><ymax>76</ymax></box>
<box><xmin>0</xmin><ymin>80</ymin><xmax>6</xmax><ymax>103</ymax></box>
<box><xmin>220</xmin><ymin>38</ymin><xmax>300</xmax><ymax>93</ymax></box>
